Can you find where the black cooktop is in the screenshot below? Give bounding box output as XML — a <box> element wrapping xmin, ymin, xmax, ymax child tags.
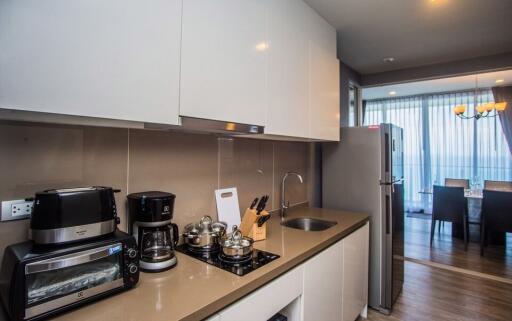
<box><xmin>175</xmin><ymin>244</ymin><xmax>280</xmax><ymax>276</ymax></box>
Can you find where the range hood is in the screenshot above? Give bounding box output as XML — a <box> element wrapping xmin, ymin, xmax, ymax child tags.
<box><xmin>179</xmin><ymin>116</ymin><xmax>264</xmax><ymax>135</ymax></box>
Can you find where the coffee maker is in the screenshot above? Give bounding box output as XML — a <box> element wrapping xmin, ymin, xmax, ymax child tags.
<box><xmin>127</xmin><ymin>191</ymin><xmax>178</xmax><ymax>272</ymax></box>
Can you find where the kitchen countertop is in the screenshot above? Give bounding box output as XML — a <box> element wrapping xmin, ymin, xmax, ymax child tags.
<box><xmin>12</xmin><ymin>207</ymin><xmax>369</xmax><ymax>321</ymax></box>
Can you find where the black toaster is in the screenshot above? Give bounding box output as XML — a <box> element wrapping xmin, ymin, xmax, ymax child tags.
<box><xmin>30</xmin><ymin>187</ymin><xmax>121</xmax><ymax>245</ymax></box>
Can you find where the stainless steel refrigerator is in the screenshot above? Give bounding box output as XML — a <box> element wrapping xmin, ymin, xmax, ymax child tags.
<box><xmin>322</xmin><ymin>124</ymin><xmax>404</xmax><ymax>314</ymax></box>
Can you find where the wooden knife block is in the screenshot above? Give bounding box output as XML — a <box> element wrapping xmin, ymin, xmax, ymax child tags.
<box><xmin>240</xmin><ymin>208</ymin><xmax>270</xmax><ymax>241</ymax></box>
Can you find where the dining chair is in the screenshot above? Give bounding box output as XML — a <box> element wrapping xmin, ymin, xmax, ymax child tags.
<box><xmin>480</xmin><ymin>190</ymin><xmax>512</xmax><ymax>256</ymax></box>
<box><xmin>445</xmin><ymin>178</ymin><xmax>470</xmax><ymax>189</ymax></box>
<box><xmin>431</xmin><ymin>185</ymin><xmax>469</xmax><ymax>250</ymax></box>
<box><xmin>484</xmin><ymin>180</ymin><xmax>512</xmax><ymax>192</ymax></box>
<box><xmin>440</xmin><ymin>179</ymin><xmax>470</xmax><ymax>231</ymax></box>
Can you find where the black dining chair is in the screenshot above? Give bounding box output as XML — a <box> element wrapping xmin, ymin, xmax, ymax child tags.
<box><xmin>445</xmin><ymin>178</ymin><xmax>470</xmax><ymax>189</ymax></box>
<box><xmin>480</xmin><ymin>190</ymin><xmax>512</xmax><ymax>256</ymax></box>
<box><xmin>431</xmin><ymin>185</ymin><xmax>469</xmax><ymax>250</ymax></box>
<box><xmin>438</xmin><ymin>178</ymin><xmax>470</xmax><ymax>232</ymax></box>
<box><xmin>484</xmin><ymin>180</ymin><xmax>512</xmax><ymax>192</ymax></box>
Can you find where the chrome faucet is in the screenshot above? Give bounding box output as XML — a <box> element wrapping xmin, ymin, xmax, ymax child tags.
<box><xmin>280</xmin><ymin>172</ymin><xmax>304</xmax><ymax>220</ymax></box>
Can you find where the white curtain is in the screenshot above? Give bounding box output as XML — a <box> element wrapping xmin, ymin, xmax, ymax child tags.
<box><xmin>364</xmin><ymin>88</ymin><xmax>512</xmax><ymax>212</ymax></box>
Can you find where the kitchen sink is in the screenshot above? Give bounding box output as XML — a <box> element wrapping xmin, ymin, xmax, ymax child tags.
<box><xmin>281</xmin><ymin>217</ymin><xmax>337</xmax><ymax>231</ymax></box>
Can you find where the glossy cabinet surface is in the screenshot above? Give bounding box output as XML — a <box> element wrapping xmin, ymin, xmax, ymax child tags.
<box><xmin>214</xmin><ymin>224</ymin><xmax>369</xmax><ymax>321</ymax></box>
<box><xmin>218</xmin><ymin>265</ymin><xmax>303</xmax><ymax>321</ymax></box>
<box><xmin>0</xmin><ymin>0</ymin><xmax>182</xmax><ymax>125</ymax></box>
<box><xmin>309</xmin><ymin>9</ymin><xmax>340</xmax><ymax>141</ymax></box>
<box><xmin>264</xmin><ymin>0</ymin><xmax>340</xmax><ymax>140</ymax></box>
<box><xmin>0</xmin><ymin>0</ymin><xmax>340</xmax><ymax>140</ymax></box>
<box><xmin>342</xmin><ymin>222</ymin><xmax>370</xmax><ymax>321</ymax></box>
<box><xmin>180</xmin><ymin>0</ymin><xmax>268</xmax><ymax>126</ymax></box>
<box><xmin>266</xmin><ymin>0</ymin><xmax>310</xmax><ymax>138</ymax></box>
<box><xmin>302</xmin><ymin>239</ymin><xmax>343</xmax><ymax>321</ymax></box>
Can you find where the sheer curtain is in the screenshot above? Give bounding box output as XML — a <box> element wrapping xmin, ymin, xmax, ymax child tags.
<box><xmin>364</xmin><ymin>88</ymin><xmax>512</xmax><ymax>212</ymax></box>
<box><xmin>365</xmin><ymin>97</ymin><xmax>425</xmax><ymax>209</ymax></box>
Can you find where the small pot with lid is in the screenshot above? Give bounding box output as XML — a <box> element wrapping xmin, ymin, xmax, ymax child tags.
<box><xmin>219</xmin><ymin>225</ymin><xmax>254</xmax><ymax>258</ymax></box>
<box><xmin>183</xmin><ymin>215</ymin><xmax>227</xmax><ymax>250</ymax></box>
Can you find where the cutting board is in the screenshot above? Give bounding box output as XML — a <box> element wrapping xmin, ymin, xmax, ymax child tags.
<box><xmin>215</xmin><ymin>187</ymin><xmax>241</xmax><ymax>231</ymax></box>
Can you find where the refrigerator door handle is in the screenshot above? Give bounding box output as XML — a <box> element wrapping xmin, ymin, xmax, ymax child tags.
<box><xmin>385</xmin><ymin>193</ymin><xmax>391</xmax><ymax>235</ymax></box>
<box><xmin>380</xmin><ymin>177</ymin><xmax>404</xmax><ymax>186</ymax></box>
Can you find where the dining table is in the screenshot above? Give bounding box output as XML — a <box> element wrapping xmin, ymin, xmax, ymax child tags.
<box><xmin>419</xmin><ymin>188</ymin><xmax>505</xmax><ymax>244</ymax></box>
<box><xmin>419</xmin><ymin>188</ymin><xmax>483</xmax><ymax>199</ymax></box>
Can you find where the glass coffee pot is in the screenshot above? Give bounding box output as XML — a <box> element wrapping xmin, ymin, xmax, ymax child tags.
<box><xmin>140</xmin><ymin>224</ymin><xmax>178</xmax><ymax>264</ymax></box>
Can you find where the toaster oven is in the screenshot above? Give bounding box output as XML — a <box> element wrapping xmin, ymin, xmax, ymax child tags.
<box><xmin>0</xmin><ymin>231</ymin><xmax>139</xmax><ymax>321</ymax></box>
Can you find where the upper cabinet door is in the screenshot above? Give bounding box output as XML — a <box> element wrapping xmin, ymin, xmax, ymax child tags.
<box><xmin>309</xmin><ymin>9</ymin><xmax>340</xmax><ymax>141</ymax></box>
<box><xmin>180</xmin><ymin>0</ymin><xmax>268</xmax><ymax>126</ymax></box>
<box><xmin>266</xmin><ymin>0</ymin><xmax>310</xmax><ymax>138</ymax></box>
<box><xmin>0</xmin><ymin>0</ymin><xmax>182</xmax><ymax>125</ymax></box>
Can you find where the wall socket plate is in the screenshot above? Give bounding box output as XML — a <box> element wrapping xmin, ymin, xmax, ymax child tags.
<box><xmin>1</xmin><ymin>199</ymin><xmax>33</xmax><ymax>221</ymax></box>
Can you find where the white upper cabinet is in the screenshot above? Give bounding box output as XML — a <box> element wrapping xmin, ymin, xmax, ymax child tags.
<box><xmin>180</xmin><ymin>0</ymin><xmax>268</xmax><ymax>126</ymax></box>
<box><xmin>266</xmin><ymin>0</ymin><xmax>310</xmax><ymax>138</ymax></box>
<box><xmin>264</xmin><ymin>1</ymin><xmax>340</xmax><ymax>141</ymax></box>
<box><xmin>0</xmin><ymin>0</ymin><xmax>340</xmax><ymax>140</ymax></box>
<box><xmin>309</xmin><ymin>9</ymin><xmax>340</xmax><ymax>141</ymax></box>
<box><xmin>0</xmin><ymin>0</ymin><xmax>182</xmax><ymax>125</ymax></box>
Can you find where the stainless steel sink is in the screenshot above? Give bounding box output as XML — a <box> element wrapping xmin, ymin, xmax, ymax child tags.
<box><xmin>281</xmin><ymin>217</ymin><xmax>337</xmax><ymax>231</ymax></box>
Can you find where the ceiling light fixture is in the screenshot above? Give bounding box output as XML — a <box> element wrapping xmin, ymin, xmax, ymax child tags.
<box><xmin>454</xmin><ymin>75</ymin><xmax>507</xmax><ymax>120</ymax></box>
<box><xmin>254</xmin><ymin>42</ymin><xmax>269</xmax><ymax>52</ymax></box>
<box><xmin>383</xmin><ymin>57</ymin><xmax>395</xmax><ymax>63</ymax></box>
<box><xmin>495</xmin><ymin>79</ymin><xmax>505</xmax><ymax>84</ymax></box>
<box><xmin>389</xmin><ymin>91</ymin><xmax>396</xmax><ymax>96</ymax></box>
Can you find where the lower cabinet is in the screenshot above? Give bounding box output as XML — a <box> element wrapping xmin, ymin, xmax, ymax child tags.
<box><xmin>212</xmin><ymin>223</ymin><xmax>369</xmax><ymax>321</ymax></box>
<box><xmin>303</xmin><ymin>222</ymin><xmax>369</xmax><ymax>321</ymax></box>
<box><xmin>302</xmin><ymin>240</ymin><xmax>343</xmax><ymax>321</ymax></box>
<box><xmin>342</xmin><ymin>222</ymin><xmax>370</xmax><ymax>321</ymax></box>
<box><xmin>216</xmin><ymin>265</ymin><xmax>303</xmax><ymax>321</ymax></box>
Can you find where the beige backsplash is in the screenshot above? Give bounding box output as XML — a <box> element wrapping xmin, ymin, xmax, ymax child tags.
<box><xmin>0</xmin><ymin>121</ymin><xmax>314</xmax><ymax>262</ymax></box>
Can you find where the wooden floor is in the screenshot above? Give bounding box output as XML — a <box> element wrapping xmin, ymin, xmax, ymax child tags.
<box><xmin>404</xmin><ymin>216</ymin><xmax>512</xmax><ymax>279</ymax></box>
<box><xmin>366</xmin><ymin>261</ymin><xmax>512</xmax><ymax>321</ymax></box>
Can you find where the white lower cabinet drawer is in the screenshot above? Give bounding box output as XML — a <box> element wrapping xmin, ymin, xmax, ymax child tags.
<box><xmin>218</xmin><ymin>266</ymin><xmax>303</xmax><ymax>321</ymax></box>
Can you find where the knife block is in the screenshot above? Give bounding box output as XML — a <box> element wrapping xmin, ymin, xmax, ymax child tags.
<box><xmin>240</xmin><ymin>208</ymin><xmax>270</xmax><ymax>241</ymax></box>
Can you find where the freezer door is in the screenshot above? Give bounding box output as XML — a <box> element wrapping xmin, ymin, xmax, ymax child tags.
<box><xmin>380</xmin><ymin>124</ymin><xmax>404</xmax><ymax>184</ymax></box>
<box><xmin>391</xmin><ymin>125</ymin><xmax>404</xmax><ymax>183</ymax></box>
<box><xmin>380</xmin><ymin>125</ymin><xmax>392</xmax><ymax>184</ymax></box>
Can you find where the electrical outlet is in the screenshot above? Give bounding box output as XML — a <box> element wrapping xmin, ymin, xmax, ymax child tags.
<box><xmin>12</xmin><ymin>202</ymin><xmax>33</xmax><ymax>217</ymax></box>
<box><xmin>1</xmin><ymin>199</ymin><xmax>33</xmax><ymax>221</ymax></box>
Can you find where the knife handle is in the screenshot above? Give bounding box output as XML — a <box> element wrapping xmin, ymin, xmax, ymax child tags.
<box><xmin>250</xmin><ymin>198</ymin><xmax>259</xmax><ymax>209</ymax></box>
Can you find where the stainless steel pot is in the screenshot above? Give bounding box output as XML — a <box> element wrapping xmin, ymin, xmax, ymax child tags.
<box><xmin>183</xmin><ymin>216</ymin><xmax>227</xmax><ymax>249</ymax></box>
<box><xmin>220</xmin><ymin>225</ymin><xmax>253</xmax><ymax>257</ymax></box>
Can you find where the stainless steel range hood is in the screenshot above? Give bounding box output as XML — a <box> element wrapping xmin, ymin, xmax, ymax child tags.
<box><xmin>178</xmin><ymin>116</ymin><xmax>264</xmax><ymax>135</ymax></box>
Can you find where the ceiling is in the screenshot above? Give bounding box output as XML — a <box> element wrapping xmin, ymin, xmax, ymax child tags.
<box><xmin>303</xmin><ymin>0</ymin><xmax>512</xmax><ymax>74</ymax></box>
<box><xmin>362</xmin><ymin>69</ymin><xmax>512</xmax><ymax>100</ymax></box>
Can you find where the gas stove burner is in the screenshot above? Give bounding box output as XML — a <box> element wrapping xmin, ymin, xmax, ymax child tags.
<box><xmin>218</xmin><ymin>252</ymin><xmax>252</xmax><ymax>265</ymax></box>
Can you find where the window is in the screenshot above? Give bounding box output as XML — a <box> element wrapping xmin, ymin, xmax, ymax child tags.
<box><xmin>364</xmin><ymin>88</ymin><xmax>512</xmax><ymax>211</ymax></box>
<box><xmin>348</xmin><ymin>84</ymin><xmax>359</xmax><ymax>127</ymax></box>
